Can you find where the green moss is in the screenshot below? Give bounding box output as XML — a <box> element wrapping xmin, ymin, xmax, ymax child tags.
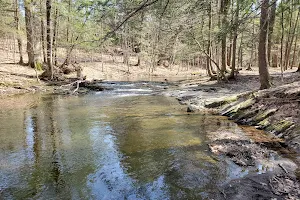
<box><xmin>35</xmin><ymin>62</ymin><xmax>43</xmax><ymax>71</ymax></box>
<box><xmin>253</xmin><ymin>108</ymin><xmax>277</xmax><ymax>123</ymax></box>
<box><xmin>222</xmin><ymin>98</ymin><xmax>256</xmax><ymax>116</ymax></box>
<box><xmin>236</xmin><ymin>109</ymin><xmax>260</xmax><ymax>122</ymax></box>
<box><xmin>205</xmin><ymin>95</ymin><xmax>238</xmax><ymax>108</ymax></box>
<box><xmin>238</xmin><ymin>98</ymin><xmax>256</xmax><ymax>109</ymax></box>
<box><xmin>258</xmin><ymin>118</ymin><xmax>271</xmax><ymax>128</ymax></box>
<box><xmin>224</xmin><ymin>95</ymin><xmax>238</xmax><ymax>103</ymax></box>
<box><xmin>272</xmin><ymin>120</ymin><xmax>294</xmax><ymax>133</ymax></box>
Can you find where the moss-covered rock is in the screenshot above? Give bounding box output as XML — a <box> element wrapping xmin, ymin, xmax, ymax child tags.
<box><xmin>257</xmin><ymin>118</ymin><xmax>271</xmax><ymax>129</ymax></box>
<box><xmin>268</xmin><ymin>120</ymin><xmax>294</xmax><ymax>135</ymax></box>
<box><xmin>202</xmin><ymin>81</ymin><xmax>300</xmax><ymax>152</ymax></box>
<box><xmin>221</xmin><ymin>98</ymin><xmax>256</xmax><ymax>116</ymax></box>
<box><xmin>250</xmin><ymin>108</ymin><xmax>278</xmax><ymax>124</ymax></box>
<box><xmin>205</xmin><ymin>95</ymin><xmax>238</xmax><ymax>108</ymax></box>
<box><xmin>235</xmin><ymin>109</ymin><xmax>260</xmax><ymax>124</ymax></box>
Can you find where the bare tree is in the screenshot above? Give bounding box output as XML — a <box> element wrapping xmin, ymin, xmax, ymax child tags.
<box><xmin>229</xmin><ymin>0</ymin><xmax>239</xmax><ymax>79</ymax></box>
<box><xmin>14</xmin><ymin>0</ymin><xmax>23</xmax><ymax>64</ymax></box>
<box><xmin>24</xmin><ymin>0</ymin><xmax>36</xmax><ymax>68</ymax></box>
<box><xmin>258</xmin><ymin>0</ymin><xmax>271</xmax><ymax>89</ymax></box>
<box><xmin>267</xmin><ymin>0</ymin><xmax>277</xmax><ymax>65</ymax></box>
<box><xmin>220</xmin><ymin>0</ymin><xmax>230</xmax><ymax>73</ymax></box>
<box><xmin>46</xmin><ymin>0</ymin><xmax>53</xmax><ymax>78</ymax></box>
<box><xmin>52</xmin><ymin>3</ymin><xmax>58</xmax><ymax>66</ymax></box>
<box><xmin>40</xmin><ymin>0</ymin><xmax>46</xmax><ymax>63</ymax></box>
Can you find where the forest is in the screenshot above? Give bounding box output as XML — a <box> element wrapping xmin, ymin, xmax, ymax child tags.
<box><xmin>0</xmin><ymin>0</ymin><xmax>300</xmax><ymax>199</ymax></box>
<box><xmin>0</xmin><ymin>0</ymin><xmax>299</xmax><ymax>87</ymax></box>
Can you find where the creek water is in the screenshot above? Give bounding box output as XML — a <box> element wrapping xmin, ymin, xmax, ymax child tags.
<box><xmin>0</xmin><ymin>81</ymin><xmax>264</xmax><ymax>199</ymax></box>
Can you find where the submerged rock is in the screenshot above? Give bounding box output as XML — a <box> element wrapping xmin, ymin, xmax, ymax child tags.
<box><xmin>220</xmin><ymin>172</ymin><xmax>300</xmax><ymax>200</ymax></box>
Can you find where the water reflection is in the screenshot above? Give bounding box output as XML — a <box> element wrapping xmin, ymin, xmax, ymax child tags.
<box><xmin>0</xmin><ymin>90</ymin><xmax>250</xmax><ymax>199</ymax></box>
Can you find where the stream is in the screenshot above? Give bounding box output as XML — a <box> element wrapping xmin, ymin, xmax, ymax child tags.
<box><xmin>0</xmin><ymin>81</ymin><xmax>280</xmax><ymax>199</ymax></box>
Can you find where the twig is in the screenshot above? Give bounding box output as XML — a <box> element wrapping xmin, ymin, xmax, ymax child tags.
<box><xmin>60</xmin><ymin>80</ymin><xmax>85</xmax><ymax>88</ymax></box>
<box><xmin>72</xmin><ymin>81</ymin><xmax>81</xmax><ymax>94</ymax></box>
<box><xmin>218</xmin><ymin>188</ymin><xmax>226</xmax><ymax>199</ymax></box>
<box><xmin>59</xmin><ymin>80</ymin><xmax>79</xmax><ymax>88</ymax></box>
<box><xmin>278</xmin><ymin>163</ymin><xmax>288</xmax><ymax>174</ymax></box>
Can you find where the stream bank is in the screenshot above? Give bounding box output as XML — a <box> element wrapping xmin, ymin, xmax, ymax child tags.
<box><xmin>165</xmin><ymin>75</ymin><xmax>300</xmax><ymax>199</ymax></box>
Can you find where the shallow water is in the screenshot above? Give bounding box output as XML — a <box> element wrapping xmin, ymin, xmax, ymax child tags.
<box><xmin>0</xmin><ymin>82</ymin><xmax>265</xmax><ymax>199</ymax></box>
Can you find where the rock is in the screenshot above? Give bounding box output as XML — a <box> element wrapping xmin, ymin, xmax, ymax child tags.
<box><xmin>187</xmin><ymin>104</ymin><xmax>198</xmax><ymax>112</ymax></box>
<box><xmin>204</xmin><ymin>82</ymin><xmax>300</xmax><ymax>152</ymax></box>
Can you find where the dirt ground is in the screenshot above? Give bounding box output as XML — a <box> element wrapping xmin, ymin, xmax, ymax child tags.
<box><xmin>0</xmin><ymin>49</ymin><xmax>204</xmax><ymax>96</ymax></box>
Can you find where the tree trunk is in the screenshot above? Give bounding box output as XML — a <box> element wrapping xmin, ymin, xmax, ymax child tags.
<box><xmin>238</xmin><ymin>34</ymin><xmax>243</xmax><ymax>69</ymax></box>
<box><xmin>67</xmin><ymin>0</ymin><xmax>71</xmax><ymax>43</ymax></box>
<box><xmin>46</xmin><ymin>0</ymin><xmax>53</xmax><ymax>78</ymax></box>
<box><xmin>227</xmin><ymin>43</ymin><xmax>232</xmax><ymax>67</ymax></box>
<box><xmin>14</xmin><ymin>0</ymin><xmax>24</xmax><ymax>65</ymax></box>
<box><xmin>24</xmin><ymin>0</ymin><xmax>35</xmax><ymax>68</ymax></box>
<box><xmin>206</xmin><ymin>0</ymin><xmax>214</xmax><ymax>78</ymax></box>
<box><xmin>280</xmin><ymin>5</ymin><xmax>284</xmax><ymax>75</ymax></box>
<box><xmin>267</xmin><ymin>0</ymin><xmax>277</xmax><ymax>65</ymax></box>
<box><xmin>291</xmin><ymin>35</ymin><xmax>298</xmax><ymax>68</ymax></box>
<box><xmin>283</xmin><ymin>3</ymin><xmax>295</xmax><ymax>70</ymax></box>
<box><xmin>52</xmin><ymin>4</ymin><xmax>58</xmax><ymax>66</ymax></box>
<box><xmin>286</xmin><ymin>7</ymin><xmax>300</xmax><ymax>69</ymax></box>
<box><xmin>247</xmin><ymin>20</ymin><xmax>256</xmax><ymax>70</ymax></box>
<box><xmin>220</xmin><ymin>0</ymin><xmax>230</xmax><ymax>72</ymax></box>
<box><xmin>229</xmin><ymin>0</ymin><xmax>239</xmax><ymax>79</ymax></box>
<box><xmin>41</xmin><ymin>20</ymin><xmax>46</xmax><ymax>63</ymax></box>
<box><xmin>258</xmin><ymin>0</ymin><xmax>271</xmax><ymax>89</ymax></box>
<box><xmin>40</xmin><ymin>0</ymin><xmax>46</xmax><ymax>63</ymax></box>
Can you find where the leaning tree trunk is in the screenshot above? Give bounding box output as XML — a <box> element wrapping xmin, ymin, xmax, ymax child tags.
<box><xmin>24</xmin><ymin>0</ymin><xmax>35</xmax><ymax>68</ymax></box>
<box><xmin>283</xmin><ymin>3</ymin><xmax>294</xmax><ymax>70</ymax></box>
<box><xmin>286</xmin><ymin>7</ymin><xmax>300</xmax><ymax>69</ymax></box>
<box><xmin>258</xmin><ymin>0</ymin><xmax>271</xmax><ymax>89</ymax></box>
<box><xmin>46</xmin><ymin>0</ymin><xmax>53</xmax><ymax>79</ymax></box>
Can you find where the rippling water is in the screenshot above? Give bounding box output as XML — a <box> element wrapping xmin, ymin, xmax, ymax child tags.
<box><xmin>0</xmin><ymin>82</ymin><xmax>255</xmax><ymax>199</ymax></box>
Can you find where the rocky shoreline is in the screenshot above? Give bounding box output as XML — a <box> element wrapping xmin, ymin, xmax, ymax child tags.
<box><xmin>204</xmin><ymin>81</ymin><xmax>300</xmax><ymax>153</ymax></box>
<box><xmin>166</xmin><ymin>79</ymin><xmax>300</xmax><ymax>199</ymax></box>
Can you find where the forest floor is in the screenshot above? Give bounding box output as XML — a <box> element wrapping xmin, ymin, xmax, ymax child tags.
<box><xmin>0</xmin><ymin>49</ymin><xmax>199</xmax><ymax>96</ymax></box>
